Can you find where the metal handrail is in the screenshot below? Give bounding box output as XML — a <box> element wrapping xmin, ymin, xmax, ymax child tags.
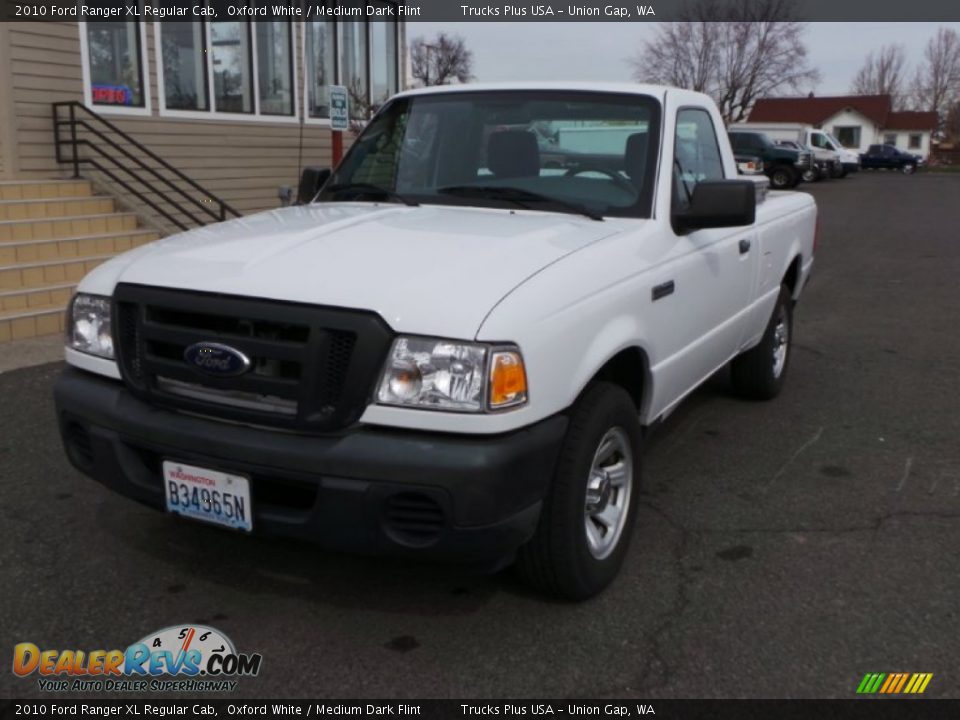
<box><xmin>52</xmin><ymin>101</ymin><xmax>241</xmax><ymax>231</ymax></box>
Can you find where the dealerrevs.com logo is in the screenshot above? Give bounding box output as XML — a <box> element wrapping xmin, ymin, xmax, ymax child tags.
<box><xmin>12</xmin><ymin>625</ymin><xmax>262</xmax><ymax>693</ymax></box>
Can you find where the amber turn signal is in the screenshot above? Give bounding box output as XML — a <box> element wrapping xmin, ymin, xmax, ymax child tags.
<box><xmin>489</xmin><ymin>351</ymin><xmax>528</xmax><ymax>409</ymax></box>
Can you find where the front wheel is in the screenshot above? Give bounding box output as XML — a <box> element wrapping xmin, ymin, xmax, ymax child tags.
<box><xmin>517</xmin><ymin>382</ymin><xmax>641</xmax><ymax>600</ymax></box>
<box><xmin>802</xmin><ymin>167</ymin><xmax>819</xmax><ymax>183</ymax></box>
<box><xmin>769</xmin><ymin>166</ymin><xmax>796</xmax><ymax>189</ymax></box>
<box><xmin>902</xmin><ymin>163</ymin><xmax>916</xmax><ymax>175</ymax></box>
<box><xmin>731</xmin><ymin>285</ymin><xmax>793</xmax><ymax>401</ymax></box>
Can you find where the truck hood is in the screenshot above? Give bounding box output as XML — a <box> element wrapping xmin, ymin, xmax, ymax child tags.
<box><xmin>82</xmin><ymin>203</ymin><xmax>623</xmax><ymax>338</ymax></box>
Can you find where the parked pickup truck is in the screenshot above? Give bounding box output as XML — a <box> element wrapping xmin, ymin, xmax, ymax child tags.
<box><xmin>860</xmin><ymin>144</ymin><xmax>920</xmax><ymax>174</ymax></box>
<box><xmin>727</xmin><ymin>129</ymin><xmax>814</xmax><ymax>189</ymax></box>
<box><xmin>55</xmin><ymin>83</ymin><xmax>817</xmax><ymax>600</ymax></box>
<box><xmin>731</xmin><ymin>123</ymin><xmax>854</xmax><ymax>178</ymax></box>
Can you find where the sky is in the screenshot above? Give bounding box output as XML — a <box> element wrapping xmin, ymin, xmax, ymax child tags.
<box><xmin>409</xmin><ymin>22</ymin><xmax>960</xmax><ymax>95</ymax></box>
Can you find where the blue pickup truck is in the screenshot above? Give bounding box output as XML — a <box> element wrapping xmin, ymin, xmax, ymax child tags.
<box><xmin>860</xmin><ymin>144</ymin><xmax>922</xmax><ymax>174</ymax></box>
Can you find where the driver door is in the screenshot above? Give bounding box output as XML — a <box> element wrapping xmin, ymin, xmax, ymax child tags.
<box><xmin>643</xmin><ymin>106</ymin><xmax>758</xmax><ymax>417</ymax></box>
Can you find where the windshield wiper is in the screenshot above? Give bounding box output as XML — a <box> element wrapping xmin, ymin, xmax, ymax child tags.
<box><xmin>324</xmin><ymin>182</ymin><xmax>419</xmax><ymax>207</ymax></box>
<box><xmin>437</xmin><ymin>185</ymin><xmax>604</xmax><ymax>221</ymax></box>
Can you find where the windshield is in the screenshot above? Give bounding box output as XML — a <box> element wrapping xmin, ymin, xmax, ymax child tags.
<box><xmin>825</xmin><ymin>133</ymin><xmax>845</xmax><ymax>150</ymax></box>
<box><xmin>318</xmin><ymin>90</ymin><xmax>662</xmax><ymax>219</ymax></box>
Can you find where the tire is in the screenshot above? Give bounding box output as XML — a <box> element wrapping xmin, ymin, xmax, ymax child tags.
<box><xmin>902</xmin><ymin>163</ymin><xmax>916</xmax><ymax>175</ymax></box>
<box><xmin>830</xmin><ymin>164</ymin><xmax>844</xmax><ymax>179</ymax></box>
<box><xmin>731</xmin><ymin>285</ymin><xmax>793</xmax><ymax>401</ymax></box>
<box><xmin>769</xmin><ymin>166</ymin><xmax>795</xmax><ymax>190</ymax></box>
<box><xmin>801</xmin><ymin>168</ymin><xmax>819</xmax><ymax>183</ymax></box>
<box><xmin>517</xmin><ymin>382</ymin><xmax>641</xmax><ymax>600</ymax></box>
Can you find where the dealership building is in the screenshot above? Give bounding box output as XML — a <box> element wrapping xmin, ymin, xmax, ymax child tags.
<box><xmin>0</xmin><ymin>12</ymin><xmax>406</xmax><ymax>342</ymax></box>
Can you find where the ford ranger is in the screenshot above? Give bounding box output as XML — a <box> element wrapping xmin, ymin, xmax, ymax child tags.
<box><xmin>55</xmin><ymin>83</ymin><xmax>817</xmax><ymax>600</ymax></box>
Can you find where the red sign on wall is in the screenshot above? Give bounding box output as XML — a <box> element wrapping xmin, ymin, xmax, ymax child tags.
<box><xmin>92</xmin><ymin>84</ymin><xmax>133</xmax><ymax>106</ymax></box>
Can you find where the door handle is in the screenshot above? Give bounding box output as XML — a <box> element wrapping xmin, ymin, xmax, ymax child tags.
<box><xmin>652</xmin><ymin>280</ymin><xmax>675</xmax><ymax>301</ymax></box>
<box><xmin>739</xmin><ymin>238</ymin><xmax>751</xmax><ymax>255</ymax></box>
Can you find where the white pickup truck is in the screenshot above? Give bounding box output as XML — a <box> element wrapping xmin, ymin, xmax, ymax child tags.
<box><xmin>55</xmin><ymin>83</ymin><xmax>817</xmax><ymax>599</ymax></box>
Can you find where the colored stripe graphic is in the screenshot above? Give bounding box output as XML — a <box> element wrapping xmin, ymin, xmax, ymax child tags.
<box><xmin>879</xmin><ymin>674</ymin><xmax>897</xmax><ymax>693</ymax></box>
<box><xmin>857</xmin><ymin>673</ymin><xmax>933</xmax><ymax>694</ymax></box>
<box><xmin>893</xmin><ymin>673</ymin><xmax>910</xmax><ymax>693</ymax></box>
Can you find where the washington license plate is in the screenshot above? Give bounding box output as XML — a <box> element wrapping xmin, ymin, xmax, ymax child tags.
<box><xmin>162</xmin><ymin>461</ymin><xmax>252</xmax><ymax>532</ymax></box>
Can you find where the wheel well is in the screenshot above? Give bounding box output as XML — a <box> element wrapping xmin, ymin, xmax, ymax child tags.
<box><xmin>591</xmin><ymin>347</ymin><xmax>647</xmax><ymax>411</ymax></box>
<box><xmin>783</xmin><ymin>255</ymin><xmax>801</xmax><ymax>296</ymax></box>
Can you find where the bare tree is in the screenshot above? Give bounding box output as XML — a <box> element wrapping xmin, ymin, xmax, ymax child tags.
<box><xmin>945</xmin><ymin>100</ymin><xmax>960</xmax><ymax>143</ymax></box>
<box><xmin>628</xmin><ymin>0</ymin><xmax>819</xmax><ymax>123</ymax></box>
<box><xmin>410</xmin><ymin>33</ymin><xmax>474</xmax><ymax>87</ymax></box>
<box><xmin>909</xmin><ymin>27</ymin><xmax>960</xmax><ymax>125</ymax></box>
<box><xmin>850</xmin><ymin>44</ymin><xmax>908</xmax><ymax>107</ymax></box>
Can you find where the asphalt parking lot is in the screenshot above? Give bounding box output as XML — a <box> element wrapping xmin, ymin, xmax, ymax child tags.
<box><xmin>2</xmin><ymin>172</ymin><xmax>959</xmax><ymax>700</ymax></box>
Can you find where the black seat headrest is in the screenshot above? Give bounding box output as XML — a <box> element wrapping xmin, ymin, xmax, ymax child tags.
<box><xmin>487</xmin><ymin>130</ymin><xmax>540</xmax><ymax>178</ymax></box>
<box><xmin>625</xmin><ymin>133</ymin><xmax>648</xmax><ymax>182</ymax></box>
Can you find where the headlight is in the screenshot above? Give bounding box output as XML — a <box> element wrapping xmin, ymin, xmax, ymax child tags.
<box><xmin>67</xmin><ymin>293</ymin><xmax>114</xmax><ymax>359</ymax></box>
<box><xmin>376</xmin><ymin>337</ymin><xmax>527</xmax><ymax>413</ymax></box>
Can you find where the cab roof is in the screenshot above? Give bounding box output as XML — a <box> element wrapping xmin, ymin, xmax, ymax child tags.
<box><xmin>392</xmin><ymin>81</ymin><xmax>673</xmax><ymax>100</ymax></box>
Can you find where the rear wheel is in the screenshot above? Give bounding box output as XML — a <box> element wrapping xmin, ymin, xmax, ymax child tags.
<box><xmin>731</xmin><ymin>285</ymin><xmax>793</xmax><ymax>401</ymax></box>
<box><xmin>517</xmin><ymin>382</ymin><xmax>641</xmax><ymax>600</ymax></box>
<box><xmin>802</xmin><ymin>167</ymin><xmax>819</xmax><ymax>183</ymax></box>
<box><xmin>902</xmin><ymin>163</ymin><xmax>916</xmax><ymax>175</ymax></box>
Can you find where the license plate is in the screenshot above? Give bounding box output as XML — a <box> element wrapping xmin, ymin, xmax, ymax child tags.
<box><xmin>162</xmin><ymin>461</ymin><xmax>252</xmax><ymax>532</ymax></box>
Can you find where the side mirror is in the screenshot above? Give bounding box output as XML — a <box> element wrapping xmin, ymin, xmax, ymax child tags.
<box><xmin>673</xmin><ymin>180</ymin><xmax>756</xmax><ymax>233</ymax></box>
<box><xmin>297</xmin><ymin>167</ymin><xmax>332</xmax><ymax>205</ymax></box>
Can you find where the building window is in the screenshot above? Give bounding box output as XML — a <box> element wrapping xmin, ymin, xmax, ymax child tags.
<box><xmin>83</xmin><ymin>21</ymin><xmax>146</xmax><ymax>109</ymax></box>
<box><xmin>306</xmin><ymin>21</ymin><xmax>337</xmax><ymax>119</ymax></box>
<box><xmin>257</xmin><ymin>22</ymin><xmax>294</xmax><ymax>116</ymax></box>
<box><xmin>156</xmin><ymin>10</ymin><xmax>295</xmax><ymax>120</ymax></box>
<box><xmin>370</xmin><ymin>16</ymin><xmax>399</xmax><ymax>105</ymax></box>
<box><xmin>909</xmin><ymin>134</ymin><xmax>922</xmax><ymax>150</ymax></box>
<box><xmin>340</xmin><ymin>20</ymin><xmax>369</xmax><ymax>108</ymax></box>
<box><xmin>884</xmin><ymin>133</ymin><xmax>898</xmax><ymax>146</ymax></box>
<box><xmin>305</xmin><ymin>7</ymin><xmax>400</xmax><ymax>122</ymax></box>
<box><xmin>210</xmin><ymin>21</ymin><xmax>253</xmax><ymax>114</ymax></box>
<box><xmin>832</xmin><ymin>126</ymin><xmax>860</xmax><ymax>148</ymax></box>
<box><xmin>160</xmin><ymin>23</ymin><xmax>208</xmax><ymax>111</ymax></box>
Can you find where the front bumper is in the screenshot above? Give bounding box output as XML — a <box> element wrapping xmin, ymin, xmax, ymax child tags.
<box><xmin>55</xmin><ymin>368</ymin><xmax>567</xmax><ymax>562</ymax></box>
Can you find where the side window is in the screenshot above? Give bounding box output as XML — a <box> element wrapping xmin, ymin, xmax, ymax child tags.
<box><xmin>811</xmin><ymin>133</ymin><xmax>829</xmax><ymax>149</ymax></box>
<box><xmin>673</xmin><ymin>109</ymin><xmax>725</xmax><ymax>209</ymax></box>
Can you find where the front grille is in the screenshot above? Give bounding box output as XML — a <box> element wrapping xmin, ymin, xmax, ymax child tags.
<box><xmin>113</xmin><ymin>284</ymin><xmax>393</xmax><ymax>433</ymax></box>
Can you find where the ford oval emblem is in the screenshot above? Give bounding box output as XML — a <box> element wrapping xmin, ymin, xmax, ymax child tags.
<box><xmin>183</xmin><ymin>342</ymin><xmax>252</xmax><ymax>377</ymax></box>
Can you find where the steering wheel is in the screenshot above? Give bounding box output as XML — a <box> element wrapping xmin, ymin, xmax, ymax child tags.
<box><xmin>564</xmin><ymin>165</ymin><xmax>635</xmax><ymax>194</ymax></box>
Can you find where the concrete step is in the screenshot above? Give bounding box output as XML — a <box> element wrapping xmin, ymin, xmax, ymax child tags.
<box><xmin>0</xmin><ymin>230</ymin><xmax>160</xmax><ymax>265</ymax></box>
<box><xmin>0</xmin><ymin>213</ymin><xmax>139</xmax><ymax>243</ymax></box>
<box><xmin>0</xmin><ymin>282</ymin><xmax>76</xmax><ymax>314</ymax></box>
<box><xmin>0</xmin><ymin>196</ymin><xmax>115</xmax><ymax>221</ymax></box>
<box><xmin>0</xmin><ymin>255</ymin><xmax>114</xmax><ymax>292</ymax></box>
<box><xmin>0</xmin><ymin>302</ymin><xmax>67</xmax><ymax>342</ymax></box>
<box><xmin>0</xmin><ymin>179</ymin><xmax>93</xmax><ymax>201</ymax></box>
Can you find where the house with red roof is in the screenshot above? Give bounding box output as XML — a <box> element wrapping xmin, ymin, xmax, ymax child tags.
<box><xmin>747</xmin><ymin>95</ymin><xmax>938</xmax><ymax>157</ymax></box>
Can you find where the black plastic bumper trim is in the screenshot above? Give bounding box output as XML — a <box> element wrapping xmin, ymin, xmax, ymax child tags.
<box><xmin>54</xmin><ymin>368</ymin><xmax>568</xmax><ymax>562</ymax></box>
